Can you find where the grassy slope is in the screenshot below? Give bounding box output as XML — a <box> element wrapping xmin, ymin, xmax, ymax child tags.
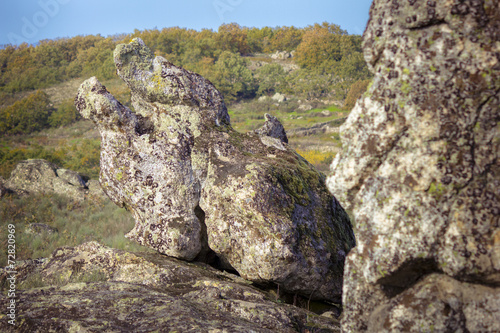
<box><xmin>0</xmin><ymin>193</ymin><xmax>152</xmax><ymax>268</ymax></box>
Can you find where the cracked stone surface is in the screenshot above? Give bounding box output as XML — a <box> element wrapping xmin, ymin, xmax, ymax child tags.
<box><xmin>0</xmin><ymin>242</ymin><xmax>340</xmax><ymax>332</ymax></box>
<box><xmin>75</xmin><ymin>38</ymin><xmax>355</xmax><ymax>302</ymax></box>
<box><xmin>327</xmin><ymin>0</ymin><xmax>500</xmax><ymax>331</ymax></box>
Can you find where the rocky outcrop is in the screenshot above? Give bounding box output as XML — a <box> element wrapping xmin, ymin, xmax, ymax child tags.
<box><xmin>2</xmin><ymin>159</ymin><xmax>107</xmax><ymax>201</ymax></box>
<box><xmin>0</xmin><ymin>242</ymin><xmax>340</xmax><ymax>332</ymax></box>
<box><xmin>5</xmin><ymin>159</ymin><xmax>87</xmax><ymax>201</ymax></box>
<box><xmin>271</xmin><ymin>51</ymin><xmax>293</xmax><ymax>60</ymax></box>
<box><xmin>254</xmin><ymin>113</ymin><xmax>289</xmax><ymax>143</ymax></box>
<box><xmin>327</xmin><ymin>0</ymin><xmax>500</xmax><ymax>332</ymax></box>
<box><xmin>75</xmin><ymin>38</ymin><xmax>355</xmax><ymax>302</ymax></box>
<box><xmin>271</xmin><ymin>92</ymin><xmax>287</xmax><ymax>102</ymax></box>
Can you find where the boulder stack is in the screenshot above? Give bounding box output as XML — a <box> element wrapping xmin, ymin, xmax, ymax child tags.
<box><xmin>75</xmin><ymin>38</ymin><xmax>355</xmax><ymax>302</ymax></box>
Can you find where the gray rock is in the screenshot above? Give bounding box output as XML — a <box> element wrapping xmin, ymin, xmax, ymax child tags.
<box><xmin>85</xmin><ymin>179</ymin><xmax>108</xmax><ymax>200</ymax></box>
<box><xmin>75</xmin><ymin>38</ymin><xmax>355</xmax><ymax>302</ymax></box>
<box><xmin>0</xmin><ymin>242</ymin><xmax>341</xmax><ymax>332</ymax></box>
<box><xmin>25</xmin><ymin>223</ymin><xmax>58</xmax><ymax>235</ymax></box>
<box><xmin>254</xmin><ymin>113</ymin><xmax>289</xmax><ymax>143</ymax></box>
<box><xmin>271</xmin><ymin>92</ymin><xmax>287</xmax><ymax>103</ymax></box>
<box><xmin>5</xmin><ymin>159</ymin><xmax>86</xmax><ymax>201</ymax></box>
<box><xmin>327</xmin><ymin>0</ymin><xmax>500</xmax><ymax>331</ymax></box>
<box><xmin>271</xmin><ymin>51</ymin><xmax>292</xmax><ymax>60</ymax></box>
<box><xmin>298</xmin><ymin>104</ymin><xmax>312</xmax><ymax>111</ymax></box>
<box><xmin>56</xmin><ymin>168</ymin><xmax>86</xmax><ymax>188</ymax></box>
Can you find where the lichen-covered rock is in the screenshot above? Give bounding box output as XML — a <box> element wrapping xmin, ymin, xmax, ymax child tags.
<box><xmin>327</xmin><ymin>0</ymin><xmax>500</xmax><ymax>331</ymax></box>
<box><xmin>5</xmin><ymin>159</ymin><xmax>87</xmax><ymax>201</ymax></box>
<box><xmin>86</xmin><ymin>179</ymin><xmax>108</xmax><ymax>200</ymax></box>
<box><xmin>254</xmin><ymin>113</ymin><xmax>289</xmax><ymax>144</ymax></box>
<box><xmin>0</xmin><ymin>242</ymin><xmax>340</xmax><ymax>332</ymax></box>
<box><xmin>75</xmin><ymin>38</ymin><xmax>355</xmax><ymax>302</ymax></box>
<box><xmin>56</xmin><ymin>168</ymin><xmax>87</xmax><ymax>188</ymax></box>
<box><xmin>25</xmin><ymin>223</ymin><xmax>58</xmax><ymax>235</ymax></box>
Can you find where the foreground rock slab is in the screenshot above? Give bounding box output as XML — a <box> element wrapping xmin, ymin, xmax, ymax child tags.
<box><xmin>0</xmin><ymin>242</ymin><xmax>340</xmax><ymax>332</ymax></box>
<box><xmin>75</xmin><ymin>38</ymin><xmax>355</xmax><ymax>301</ymax></box>
<box><xmin>327</xmin><ymin>0</ymin><xmax>500</xmax><ymax>331</ymax></box>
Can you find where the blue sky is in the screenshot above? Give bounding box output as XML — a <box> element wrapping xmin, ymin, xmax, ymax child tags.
<box><xmin>0</xmin><ymin>0</ymin><xmax>372</xmax><ymax>46</ymax></box>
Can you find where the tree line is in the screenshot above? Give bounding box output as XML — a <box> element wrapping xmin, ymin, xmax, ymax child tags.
<box><xmin>0</xmin><ymin>22</ymin><xmax>371</xmax><ymax>135</ymax></box>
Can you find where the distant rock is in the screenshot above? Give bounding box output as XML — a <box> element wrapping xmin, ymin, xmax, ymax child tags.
<box><xmin>86</xmin><ymin>179</ymin><xmax>107</xmax><ymax>200</ymax></box>
<box><xmin>56</xmin><ymin>168</ymin><xmax>86</xmax><ymax>188</ymax></box>
<box><xmin>297</xmin><ymin>104</ymin><xmax>312</xmax><ymax>111</ymax></box>
<box><xmin>5</xmin><ymin>159</ymin><xmax>86</xmax><ymax>201</ymax></box>
<box><xmin>271</xmin><ymin>92</ymin><xmax>287</xmax><ymax>103</ymax></box>
<box><xmin>75</xmin><ymin>38</ymin><xmax>355</xmax><ymax>302</ymax></box>
<box><xmin>253</xmin><ymin>113</ymin><xmax>289</xmax><ymax>144</ymax></box>
<box><xmin>271</xmin><ymin>51</ymin><xmax>292</xmax><ymax>60</ymax></box>
<box><xmin>328</xmin><ymin>0</ymin><xmax>500</xmax><ymax>331</ymax></box>
<box><xmin>320</xmin><ymin>110</ymin><xmax>332</xmax><ymax>117</ymax></box>
<box><xmin>25</xmin><ymin>223</ymin><xmax>58</xmax><ymax>235</ymax></box>
<box><xmin>0</xmin><ymin>242</ymin><xmax>340</xmax><ymax>332</ymax></box>
<box><xmin>2</xmin><ymin>159</ymin><xmax>107</xmax><ymax>202</ymax></box>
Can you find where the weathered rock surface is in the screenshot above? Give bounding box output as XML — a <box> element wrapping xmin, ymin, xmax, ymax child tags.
<box><xmin>2</xmin><ymin>159</ymin><xmax>107</xmax><ymax>201</ymax></box>
<box><xmin>254</xmin><ymin>113</ymin><xmax>289</xmax><ymax>143</ymax></box>
<box><xmin>25</xmin><ymin>223</ymin><xmax>58</xmax><ymax>235</ymax></box>
<box><xmin>327</xmin><ymin>0</ymin><xmax>500</xmax><ymax>331</ymax></box>
<box><xmin>5</xmin><ymin>159</ymin><xmax>87</xmax><ymax>201</ymax></box>
<box><xmin>0</xmin><ymin>242</ymin><xmax>340</xmax><ymax>332</ymax></box>
<box><xmin>271</xmin><ymin>51</ymin><xmax>293</xmax><ymax>60</ymax></box>
<box><xmin>75</xmin><ymin>38</ymin><xmax>355</xmax><ymax>302</ymax></box>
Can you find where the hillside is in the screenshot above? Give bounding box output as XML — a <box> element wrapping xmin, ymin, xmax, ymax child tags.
<box><xmin>0</xmin><ymin>22</ymin><xmax>372</xmax><ymax>180</ymax></box>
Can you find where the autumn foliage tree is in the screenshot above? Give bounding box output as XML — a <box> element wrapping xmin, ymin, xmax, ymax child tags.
<box><xmin>294</xmin><ymin>22</ymin><xmax>353</xmax><ymax>69</ymax></box>
<box><xmin>216</xmin><ymin>23</ymin><xmax>250</xmax><ymax>55</ymax></box>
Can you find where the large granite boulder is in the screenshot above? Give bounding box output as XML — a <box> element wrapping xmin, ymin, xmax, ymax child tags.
<box><xmin>5</xmin><ymin>159</ymin><xmax>87</xmax><ymax>201</ymax></box>
<box><xmin>327</xmin><ymin>0</ymin><xmax>500</xmax><ymax>331</ymax></box>
<box><xmin>0</xmin><ymin>242</ymin><xmax>340</xmax><ymax>332</ymax></box>
<box><xmin>75</xmin><ymin>38</ymin><xmax>355</xmax><ymax>302</ymax></box>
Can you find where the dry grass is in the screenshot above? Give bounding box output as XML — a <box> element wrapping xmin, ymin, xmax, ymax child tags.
<box><xmin>0</xmin><ymin>192</ymin><xmax>151</xmax><ymax>268</ymax></box>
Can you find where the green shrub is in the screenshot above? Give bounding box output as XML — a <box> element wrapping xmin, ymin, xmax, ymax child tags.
<box><xmin>48</xmin><ymin>98</ymin><xmax>82</xmax><ymax>128</ymax></box>
<box><xmin>255</xmin><ymin>63</ymin><xmax>286</xmax><ymax>96</ymax></box>
<box><xmin>211</xmin><ymin>51</ymin><xmax>256</xmax><ymax>101</ymax></box>
<box><xmin>0</xmin><ymin>90</ymin><xmax>52</xmax><ymax>135</ymax></box>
